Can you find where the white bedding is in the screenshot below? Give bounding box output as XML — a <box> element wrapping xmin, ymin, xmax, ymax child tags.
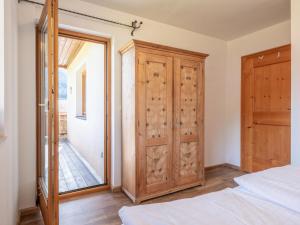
<box><xmin>119</xmin><ymin>187</ymin><xmax>300</xmax><ymax>225</ymax></box>
<box><xmin>234</xmin><ymin>165</ymin><xmax>300</xmax><ymax>213</ymax></box>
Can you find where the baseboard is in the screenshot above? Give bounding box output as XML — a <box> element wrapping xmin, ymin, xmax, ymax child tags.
<box><xmin>205</xmin><ymin>163</ymin><xmax>240</xmax><ymax>171</ymax></box>
<box><xmin>223</xmin><ymin>163</ymin><xmax>240</xmax><ymax>171</ymax></box>
<box><xmin>111</xmin><ymin>186</ymin><xmax>122</xmax><ymax>193</ymax></box>
<box><xmin>19</xmin><ymin>206</ymin><xmax>39</xmax><ymax>217</ymax></box>
<box><xmin>18</xmin><ymin>206</ymin><xmax>39</xmax><ymax>224</ymax></box>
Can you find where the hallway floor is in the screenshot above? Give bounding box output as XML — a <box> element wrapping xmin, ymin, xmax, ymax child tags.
<box><xmin>59</xmin><ymin>140</ymin><xmax>102</xmax><ymax>193</ymax></box>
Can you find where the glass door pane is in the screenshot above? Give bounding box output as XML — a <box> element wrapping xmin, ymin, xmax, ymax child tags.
<box><xmin>41</xmin><ymin>25</ymin><xmax>49</xmax><ymax>194</ymax></box>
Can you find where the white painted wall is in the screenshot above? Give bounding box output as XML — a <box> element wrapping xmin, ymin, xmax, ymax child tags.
<box><xmin>291</xmin><ymin>0</ymin><xmax>300</xmax><ymax>165</ymax></box>
<box><xmin>225</xmin><ymin>20</ymin><xmax>291</xmax><ymax>166</ymax></box>
<box><xmin>0</xmin><ymin>0</ymin><xmax>19</xmax><ymax>224</ymax></box>
<box><xmin>18</xmin><ymin>0</ymin><xmax>228</xmax><ymax>208</ymax></box>
<box><xmin>0</xmin><ymin>0</ymin><xmax>4</xmax><ymax>135</ymax></box>
<box><xmin>18</xmin><ymin>3</ymin><xmax>39</xmax><ymax>210</ymax></box>
<box><xmin>67</xmin><ymin>42</ymin><xmax>105</xmax><ymax>181</ymax></box>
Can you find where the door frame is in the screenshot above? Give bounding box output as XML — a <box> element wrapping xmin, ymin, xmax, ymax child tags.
<box><xmin>36</xmin><ymin>28</ymin><xmax>112</xmax><ymax>201</ymax></box>
<box><xmin>241</xmin><ymin>44</ymin><xmax>291</xmax><ymax>172</ymax></box>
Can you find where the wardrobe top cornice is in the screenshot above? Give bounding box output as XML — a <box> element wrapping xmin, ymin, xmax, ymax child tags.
<box><xmin>119</xmin><ymin>39</ymin><xmax>209</xmax><ymax>59</ymax></box>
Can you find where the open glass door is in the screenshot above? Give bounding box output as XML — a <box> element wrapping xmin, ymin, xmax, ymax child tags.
<box><xmin>36</xmin><ymin>0</ymin><xmax>59</xmax><ymax>225</ymax></box>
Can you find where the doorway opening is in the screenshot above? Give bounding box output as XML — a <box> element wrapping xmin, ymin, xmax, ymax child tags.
<box><xmin>57</xmin><ymin>29</ymin><xmax>111</xmax><ymax>195</ymax></box>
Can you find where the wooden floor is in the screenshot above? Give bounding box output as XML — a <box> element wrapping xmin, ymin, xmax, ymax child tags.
<box><xmin>59</xmin><ymin>140</ymin><xmax>102</xmax><ymax>193</ymax></box>
<box><xmin>19</xmin><ymin>165</ymin><xmax>245</xmax><ymax>225</ymax></box>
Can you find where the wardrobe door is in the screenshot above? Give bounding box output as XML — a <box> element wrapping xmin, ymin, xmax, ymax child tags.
<box><xmin>137</xmin><ymin>51</ymin><xmax>173</xmax><ymax>195</ymax></box>
<box><xmin>174</xmin><ymin>57</ymin><xmax>204</xmax><ymax>186</ymax></box>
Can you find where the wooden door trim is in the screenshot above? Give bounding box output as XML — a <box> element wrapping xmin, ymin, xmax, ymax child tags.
<box><xmin>36</xmin><ymin>28</ymin><xmax>112</xmax><ymax>202</ymax></box>
<box><xmin>241</xmin><ymin>44</ymin><xmax>291</xmax><ymax>172</ymax></box>
<box><xmin>58</xmin><ymin>29</ymin><xmax>112</xmax><ymax>198</ymax></box>
<box><xmin>53</xmin><ymin>2</ymin><xmax>59</xmax><ymax>223</ymax></box>
<box><xmin>59</xmin><ymin>185</ymin><xmax>111</xmax><ymax>200</ymax></box>
<box><xmin>59</xmin><ymin>29</ymin><xmax>110</xmax><ymax>44</ymax></box>
<box><xmin>241</xmin><ymin>56</ymin><xmax>254</xmax><ymax>172</ymax></box>
<box><xmin>242</xmin><ymin>44</ymin><xmax>291</xmax><ymax>59</ymax></box>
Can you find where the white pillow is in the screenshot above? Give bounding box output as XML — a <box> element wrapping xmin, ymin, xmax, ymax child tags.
<box><xmin>234</xmin><ymin>165</ymin><xmax>300</xmax><ymax>213</ymax></box>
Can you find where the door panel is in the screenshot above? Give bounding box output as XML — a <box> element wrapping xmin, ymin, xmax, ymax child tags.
<box><xmin>37</xmin><ymin>0</ymin><xmax>59</xmax><ymax>225</ymax></box>
<box><xmin>174</xmin><ymin>57</ymin><xmax>204</xmax><ymax>186</ymax></box>
<box><xmin>252</xmin><ymin>61</ymin><xmax>291</xmax><ymax>171</ymax></box>
<box><xmin>241</xmin><ymin>45</ymin><xmax>291</xmax><ymax>172</ymax></box>
<box><xmin>254</xmin><ymin>62</ymin><xmax>291</xmax><ymax>113</ymax></box>
<box><xmin>137</xmin><ymin>52</ymin><xmax>173</xmax><ymax>195</ymax></box>
<box><xmin>179</xmin><ymin>142</ymin><xmax>198</xmax><ymax>177</ymax></box>
<box><xmin>253</xmin><ymin>125</ymin><xmax>290</xmax><ymax>171</ymax></box>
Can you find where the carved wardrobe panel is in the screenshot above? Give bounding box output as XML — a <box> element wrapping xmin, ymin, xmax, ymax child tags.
<box><xmin>174</xmin><ymin>58</ymin><xmax>204</xmax><ymax>186</ymax></box>
<box><xmin>120</xmin><ymin>40</ymin><xmax>208</xmax><ymax>203</ymax></box>
<box><xmin>137</xmin><ymin>52</ymin><xmax>173</xmax><ymax>195</ymax></box>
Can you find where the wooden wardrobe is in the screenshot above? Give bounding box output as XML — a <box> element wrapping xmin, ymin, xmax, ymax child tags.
<box><xmin>120</xmin><ymin>40</ymin><xmax>208</xmax><ymax>203</ymax></box>
<box><xmin>241</xmin><ymin>45</ymin><xmax>291</xmax><ymax>172</ymax></box>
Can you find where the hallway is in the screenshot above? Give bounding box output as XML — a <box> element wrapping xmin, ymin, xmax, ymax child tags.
<box><xmin>59</xmin><ymin>140</ymin><xmax>101</xmax><ymax>193</ymax></box>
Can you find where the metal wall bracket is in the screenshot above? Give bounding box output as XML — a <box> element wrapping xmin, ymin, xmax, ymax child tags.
<box><xmin>131</xmin><ymin>20</ymin><xmax>143</xmax><ymax>36</ymax></box>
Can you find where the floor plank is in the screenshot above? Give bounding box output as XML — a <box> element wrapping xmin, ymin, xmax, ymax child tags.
<box><xmin>20</xmin><ymin>165</ymin><xmax>244</xmax><ymax>225</ymax></box>
<box><xmin>59</xmin><ymin>140</ymin><xmax>101</xmax><ymax>193</ymax></box>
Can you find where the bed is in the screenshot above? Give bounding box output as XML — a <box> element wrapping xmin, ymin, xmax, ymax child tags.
<box><xmin>119</xmin><ymin>165</ymin><xmax>300</xmax><ymax>225</ymax></box>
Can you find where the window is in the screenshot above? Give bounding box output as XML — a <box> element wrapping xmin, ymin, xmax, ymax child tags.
<box><xmin>76</xmin><ymin>64</ymin><xmax>87</xmax><ymax>119</ymax></box>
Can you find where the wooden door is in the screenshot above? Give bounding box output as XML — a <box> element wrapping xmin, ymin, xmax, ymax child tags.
<box><xmin>36</xmin><ymin>0</ymin><xmax>59</xmax><ymax>224</ymax></box>
<box><xmin>241</xmin><ymin>45</ymin><xmax>291</xmax><ymax>172</ymax></box>
<box><xmin>174</xmin><ymin>57</ymin><xmax>204</xmax><ymax>186</ymax></box>
<box><xmin>137</xmin><ymin>51</ymin><xmax>173</xmax><ymax>196</ymax></box>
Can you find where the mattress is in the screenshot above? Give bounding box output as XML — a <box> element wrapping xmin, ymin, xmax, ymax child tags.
<box><xmin>234</xmin><ymin>165</ymin><xmax>300</xmax><ymax>213</ymax></box>
<box><xmin>119</xmin><ymin>165</ymin><xmax>300</xmax><ymax>225</ymax></box>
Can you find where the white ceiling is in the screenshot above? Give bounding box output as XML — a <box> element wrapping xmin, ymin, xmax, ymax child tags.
<box><xmin>81</xmin><ymin>0</ymin><xmax>290</xmax><ymax>40</ymax></box>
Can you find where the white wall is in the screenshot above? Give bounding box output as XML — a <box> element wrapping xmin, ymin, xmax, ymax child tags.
<box><xmin>67</xmin><ymin>42</ymin><xmax>105</xmax><ymax>181</ymax></box>
<box><xmin>291</xmin><ymin>0</ymin><xmax>300</xmax><ymax>165</ymax></box>
<box><xmin>0</xmin><ymin>0</ymin><xmax>4</xmax><ymax>135</ymax></box>
<box><xmin>18</xmin><ymin>0</ymin><xmax>228</xmax><ymax>208</ymax></box>
<box><xmin>18</xmin><ymin>3</ymin><xmax>39</xmax><ymax>210</ymax></box>
<box><xmin>225</xmin><ymin>20</ymin><xmax>291</xmax><ymax>166</ymax></box>
<box><xmin>0</xmin><ymin>0</ymin><xmax>19</xmax><ymax>224</ymax></box>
